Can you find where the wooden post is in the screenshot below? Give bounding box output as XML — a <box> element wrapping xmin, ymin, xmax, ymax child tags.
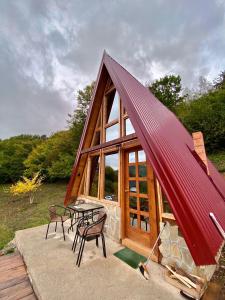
<box><xmin>192</xmin><ymin>131</ymin><xmax>209</xmax><ymax>175</ymax></box>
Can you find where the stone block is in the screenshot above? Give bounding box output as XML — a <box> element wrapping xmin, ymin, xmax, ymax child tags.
<box><xmin>159</xmin><ymin>241</ymin><xmax>171</xmax><ymax>258</ymax></box>
<box><xmin>170</xmin><ymin>242</ymin><xmax>181</xmax><ymax>260</ymax></box>
<box><xmin>160</xmin><ymin>222</ymin><xmax>170</xmax><ymax>242</ymax></box>
<box><xmin>169</xmin><ymin>226</ymin><xmax>178</xmax><ymax>242</ymax></box>
<box><xmin>181</xmin><ymin>248</ymin><xmax>194</xmax><ymax>267</ymax></box>
<box><xmin>177</xmin><ymin>236</ymin><xmax>188</xmax><ymax>249</ymax></box>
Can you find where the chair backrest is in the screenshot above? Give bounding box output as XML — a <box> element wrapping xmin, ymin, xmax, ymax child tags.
<box><xmin>92</xmin><ymin>211</ymin><xmax>107</xmax><ymax>234</ymax></box>
<box><xmin>49</xmin><ymin>206</ymin><xmax>57</xmax><ymax>220</ymax></box>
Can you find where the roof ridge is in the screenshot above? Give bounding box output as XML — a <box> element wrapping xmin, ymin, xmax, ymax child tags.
<box><xmin>104</xmin><ymin>52</ymin><xmax>149</xmax><ymax>91</ymax></box>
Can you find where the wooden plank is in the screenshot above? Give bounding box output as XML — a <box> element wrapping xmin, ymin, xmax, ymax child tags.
<box><xmin>0</xmin><ymin>257</ymin><xmax>24</xmax><ymax>272</ymax></box>
<box><xmin>21</xmin><ymin>294</ymin><xmax>37</xmax><ymax>300</ymax></box>
<box><xmin>81</xmin><ymin>133</ymin><xmax>137</xmax><ymax>155</ymax></box>
<box><xmin>0</xmin><ymin>254</ymin><xmax>22</xmax><ymax>264</ymax></box>
<box><xmin>0</xmin><ymin>279</ymin><xmax>33</xmax><ymax>300</ymax></box>
<box><xmin>0</xmin><ymin>265</ymin><xmax>27</xmax><ymax>283</ymax></box>
<box><xmin>0</xmin><ymin>274</ymin><xmax>27</xmax><ymax>291</ymax></box>
<box><xmin>0</xmin><ymin>253</ymin><xmax>35</xmax><ymax>299</ymax></box>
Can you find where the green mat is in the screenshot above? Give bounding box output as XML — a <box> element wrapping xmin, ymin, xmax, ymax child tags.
<box><xmin>114</xmin><ymin>247</ymin><xmax>146</xmax><ymax>269</ymax></box>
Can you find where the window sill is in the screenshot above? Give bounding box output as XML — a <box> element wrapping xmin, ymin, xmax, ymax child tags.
<box><xmin>78</xmin><ymin>195</ymin><xmax>119</xmax><ymax>207</ymax></box>
<box><xmin>162</xmin><ymin>213</ymin><xmax>175</xmax><ymax>221</ymax></box>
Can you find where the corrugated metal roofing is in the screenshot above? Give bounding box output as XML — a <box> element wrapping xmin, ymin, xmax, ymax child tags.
<box><xmin>65</xmin><ymin>51</ymin><xmax>225</xmax><ymax>266</ymax></box>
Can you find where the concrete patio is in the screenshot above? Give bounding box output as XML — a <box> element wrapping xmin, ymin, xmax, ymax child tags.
<box><xmin>15</xmin><ymin>222</ymin><xmax>183</xmax><ymax>300</ymax></box>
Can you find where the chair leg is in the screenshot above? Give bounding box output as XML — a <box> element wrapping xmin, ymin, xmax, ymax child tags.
<box><xmin>55</xmin><ymin>222</ymin><xmax>57</xmax><ymax>232</ymax></box>
<box><xmin>61</xmin><ymin>222</ymin><xmax>66</xmax><ymax>241</ymax></box>
<box><xmin>71</xmin><ymin>217</ymin><xmax>74</xmax><ymax>232</ymax></box>
<box><xmin>96</xmin><ymin>236</ymin><xmax>99</xmax><ymax>247</ymax></box>
<box><xmin>72</xmin><ymin>231</ymin><xmax>79</xmax><ymax>252</ymax></box>
<box><xmin>101</xmin><ymin>234</ymin><xmax>106</xmax><ymax>258</ymax></box>
<box><xmin>76</xmin><ymin>237</ymin><xmax>85</xmax><ymax>267</ymax></box>
<box><xmin>45</xmin><ymin>223</ymin><xmax>50</xmax><ymax>239</ymax></box>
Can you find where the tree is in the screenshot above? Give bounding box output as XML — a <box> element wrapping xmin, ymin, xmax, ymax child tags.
<box><xmin>0</xmin><ymin>135</ymin><xmax>44</xmax><ymax>183</ymax></box>
<box><xmin>68</xmin><ymin>82</ymin><xmax>95</xmax><ymax>149</ymax></box>
<box><xmin>197</xmin><ymin>76</ymin><xmax>213</xmax><ymax>96</ymax></box>
<box><xmin>9</xmin><ymin>172</ymin><xmax>44</xmax><ymax>204</ymax></box>
<box><xmin>24</xmin><ymin>131</ymin><xmax>76</xmax><ymax>181</ymax></box>
<box><xmin>148</xmin><ymin>75</ymin><xmax>185</xmax><ymax>112</ymax></box>
<box><xmin>213</xmin><ymin>71</ymin><xmax>225</xmax><ymax>90</ymax></box>
<box><xmin>176</xmin><ymin>88</ymin><xmax>225</xmax><ymax>152</ymax></box>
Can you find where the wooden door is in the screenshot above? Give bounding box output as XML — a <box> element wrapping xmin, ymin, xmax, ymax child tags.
<box><xmin>124</xmin><ymin>148</ymin><xmax>158</xmax><ymax>251</ymax></box>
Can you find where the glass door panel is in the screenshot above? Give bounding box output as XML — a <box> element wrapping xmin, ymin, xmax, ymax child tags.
<box><xmin>124</xmin><ymin>147</ymin><xmax>158</xmax><ymax>257</ymax></box>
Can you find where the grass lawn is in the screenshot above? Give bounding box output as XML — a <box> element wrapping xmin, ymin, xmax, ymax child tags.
<box><xmin>0</xmin><ymin>183</ymin><xmax>67</xmax><ymax>250</ymax></box>
<box><xmin>209</xmin><ymin>150</ymin><xmax>225</xmax><ymax>173</ymax></box>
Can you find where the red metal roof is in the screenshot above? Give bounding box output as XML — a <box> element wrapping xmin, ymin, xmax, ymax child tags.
<box><xmin>65</xmin><ymin>52</ymin><xmax>225</xmax><ymax>266</ymax></box>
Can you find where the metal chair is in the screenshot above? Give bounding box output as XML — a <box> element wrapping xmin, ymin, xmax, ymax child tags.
<box><xmin>45</xmin><ymin>205</ymin><xmax>72</xmax><ymax>241</ymax></box>
<box><xmin>67</xmin><ymin>199</ymin><xmax>86</xmax><ymax>232</ymax></box>
<box><xmin>72</xmin><ymin>211</ymin><xmax>107</xmax><ymax>267</ymax></box>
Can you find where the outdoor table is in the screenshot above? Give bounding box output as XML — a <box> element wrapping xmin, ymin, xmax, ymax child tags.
<box><xmin>67</xmin><ymin>202</ymin><xmax>104</xmax><ymax>232</ymax></box>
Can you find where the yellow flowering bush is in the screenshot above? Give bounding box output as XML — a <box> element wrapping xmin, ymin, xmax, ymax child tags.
<box><xmin>10</xmin><ymin>172</ymin><xmax>44</xmax><ymax>204</ymax></box>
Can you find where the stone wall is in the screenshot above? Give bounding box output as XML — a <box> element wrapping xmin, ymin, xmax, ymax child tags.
<box><xmin>78</xmin><ymin>197</ymin><xmax>121</xmax><ymax>242</ymax></box>
<box><xmin>159</xmin><ymin>222</ymin><xmax>217</xmax><ymax>281</ymax></box>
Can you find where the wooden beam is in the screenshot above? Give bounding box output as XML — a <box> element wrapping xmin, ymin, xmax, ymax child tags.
<box><xmin>80</xmin><ymin>133</ymin><xmax>137</xmax><ymax>154</ymax></box>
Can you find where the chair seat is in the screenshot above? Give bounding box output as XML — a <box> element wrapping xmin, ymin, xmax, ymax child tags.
<box><xmin>51</xmin><ymin>215</ymin><xmax>70</xmax><ymax>222</ymax></box>
<box><xmin>78</xmin><ymin>225</ymin><xmax>101</xmax><ymax>237</ymax></box>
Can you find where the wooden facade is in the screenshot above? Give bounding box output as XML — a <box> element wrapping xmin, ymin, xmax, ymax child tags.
<box><xmin>68</xmin><ymin>73</ymin><xmax>173</xmax><ymax>259</ymax></box>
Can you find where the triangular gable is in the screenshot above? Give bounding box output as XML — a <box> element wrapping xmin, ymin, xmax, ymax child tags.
<box><xmin>65</xmin><ymin>51</ymin><xmax>225</xmax><ymax>266</ymax></box>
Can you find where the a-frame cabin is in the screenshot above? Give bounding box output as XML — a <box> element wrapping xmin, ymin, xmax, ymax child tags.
<box><xmin>65</xmin><ymin>51</ymin><xmax>225</xmax><ymax>279</ymax></box>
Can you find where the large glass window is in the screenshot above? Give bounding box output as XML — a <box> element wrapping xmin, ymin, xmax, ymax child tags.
<box><xmin>104</xmin><ymin>152</ymin><xmax>119</xmax><ymax>201</ymax></box>
<box><xmin>88</xmin><ymin>155</ymin><xmax>100</xmax><ymax>198</ymax></box>
<box><xmin>107</xmin><ymin>91</ymin><xmax>119</xmax><ymax>123</ymax></box>
<box><xmin>105</xmin><ymin>123</ymin><xmax>119</xmax><ymax>142</ymax></box>
<box><xmin>105</xmin><ymin>90</ymin><xmax>120</xmax><ymax>142</ymax></box>
<box><xmin>125</xmin><ymin>118</ymin><xmax>135</xmax><ymax>135</ymax></box>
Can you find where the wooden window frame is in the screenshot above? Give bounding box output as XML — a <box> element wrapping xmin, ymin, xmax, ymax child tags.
<box><xmin>156</xmin><ymin>179</ymin><xmax>175</xmax><ymax>222</ymax></box>
<box><xmin>103</xmin><ymin>89</ymin><xmax>121</xmax><ymax>143</ymax></box>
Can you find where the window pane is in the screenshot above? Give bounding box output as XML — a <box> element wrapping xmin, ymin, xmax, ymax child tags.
<box><xmin>138</xmin><ymin>165</ymin><xmax>147</xmax><ymax>177</ymax></box>
<box><xmin>89</xmin><ymin>155</ymin><xmax>100</xmax><ymax>197</ymax></box>
<box><xmin>129</xmin><ymin>152</ymin><xmax>135</xmax><ymax>163</ymax></box>
<box><xmin>107</xmin><ymin>91</ymin><xmax>119</xmax><ymax>123</ymax></box>
<box><xmin>129</xmin><ymin>181</ymin><xmax>137</xmax><ymax>193</ymax></box>
<box><xmin>139</xmin><ymin>181</ymin><xmax>148</xmax><ymax>194</ymax></box>
<box><xmin>162</xmin><ymin>193</ymin><xmax>172</xmax><ymax>214</ymax></box>
<box><xmin>138</xmin><ymin>150</ymin><xmax>146</xmax><ymax>162</ymax></box>
<box><xmin>140</xmin><ymin>198</ymin><xmax>149</xmax><ymax>212</ymax></box>
<box><xmin>125</xmin><ymin>118</ymin><xmax>135</xmax><ymax>135</ymax></box>
<box><xmin>105</xmin><ymin>123</ymin><xmax>119</xmax><ymax>142</ymax></box>
<box><xmin>129</xmin><ymin>196</ymin><xmax>137</xmax><ymax>210</ymax></box>
<box><xmin>141</xmin><ymin>216</ymin><xmax>150</xmax><ymax>232</ymax></box>
<box><xmin>104</xmin><ymin>153</ymin><xmax>119</xmax><ymax>201</ymax></box>
<box><xmin>130</xmin><ymin>213</ymin><xmax>138</xmax><ymax>228</ymax></box>
<box><xmin>92</xmin><ymin>130</ymin><xmax>100</xmax><ymax>146</ymax></box>
<box><xmin>129</xmin><ymin>165</ymin><xmax>136</xmax><ymax>177</ymax></box>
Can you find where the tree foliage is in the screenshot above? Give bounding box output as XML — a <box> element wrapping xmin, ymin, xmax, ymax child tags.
<box><xmin>68</xmin><ymin>82</ymin><xmax>95</xmax><ymax>149</ymax></box>
<box><xmin>9</xmin><ymin>172</ymin><xmax>44</xmax><ymax>204</ymax></box>
<box><xmin>176</xmin><ymin>86</ymin><xmax>225</xmax><ymax>152</ymax></box>
<box><xmin>149</xmin><ymin>75</ymin><xmax>185</xmax><ymax>111</ymax></box>
<box><xmin>0</xmin><ymin>135</ymin><xmax>44</xmax><ymax>183</ymax></box>
<box><xmin>24</xmin><ymin>131</ymin><xmax>75</xmax><ymax>181</ymax></box>
<box><xmin>213</xmin><ymin>71</ymin><xmax>225</xmax><ymax>90</ymax></box>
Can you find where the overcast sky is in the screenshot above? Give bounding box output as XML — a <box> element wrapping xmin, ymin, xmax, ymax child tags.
<box><xmin>0</xmin><ymin>0</ymin><xmax>225</xmax><ymax>139</ymax></box>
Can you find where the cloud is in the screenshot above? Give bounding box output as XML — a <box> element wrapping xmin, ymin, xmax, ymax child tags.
<box><xmin>0</xmin><ymin>0</ymin><xmax>224</xmax><ymax>139</ymax></box>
